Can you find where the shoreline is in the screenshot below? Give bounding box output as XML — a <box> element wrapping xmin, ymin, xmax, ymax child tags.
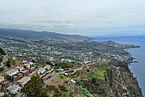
<box><xmin>126</xmin><ymin>46</ymin><xmax>143</xmax><ymax>96</ymax></box>
<box><xmin>108</xmin><ymin>59</ymin><xmax>143</xmax><ymax>97</ymax></box>
<box><xmin>128</xmin><ymin>43</ymin><xmax>145</xmax><ymax>96</ymax></box>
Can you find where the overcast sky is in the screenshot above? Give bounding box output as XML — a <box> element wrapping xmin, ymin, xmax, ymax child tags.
<box><xmin>0</xmin><ymin>0</ymin><xmax>145</xmax><ymax>36</ymax></box>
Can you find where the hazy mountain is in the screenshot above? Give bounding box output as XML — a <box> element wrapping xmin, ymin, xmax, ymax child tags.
<box><xmin>0</xmin><ymin>28</ymin><xmax>90</xmax><ymax>41</ymax></box>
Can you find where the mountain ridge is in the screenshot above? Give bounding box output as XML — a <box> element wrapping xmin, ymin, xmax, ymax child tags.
<box><xmin>0</xmin><ymin>28</ymin><xmax>90</xmax><ymax>41</ymax></box>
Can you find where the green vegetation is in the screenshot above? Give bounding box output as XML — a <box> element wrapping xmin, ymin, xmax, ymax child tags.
<box><xmin>0</xmin><ymin>47</ymin><xmax>6</xmax><ymax>55</ymax></box>
<box><xmin>0</xmin><ymin>67</ymin><xmax>4</xmax><ymax>72</ymax></box>
<box><xmin>22</xmin><ymin>74</ymin><xmax>48</xmax><ymax>97</ymax></box>
<box><xmin>79</xmin><ymin>86</ymin><xmax>95</xmax><ymax>97</ymax></box>
<box><xmin>35</xmin><ymin>59</ymin><xmax>46</xmax><ymax>66</ymax></box>
<box><xmin>47</xmin><ymin>85</ymin><xmax>72</xmax><ymax>97</ymax></box>
<box><xmin>59</xmin><ymin>74</ymin><xmax>67</xmax><ymax>79</ymax></box>
<box><xmin>35</xmin><ymin>63</ymin><xmax>42</xmax><ymax>67</ymax></box>
<box><xmin>6</xmin><ymin>60</ymin><xmax>11</xmax><ymax>68</ymax></box>
<box><xmin>0</xmin><ymin>57</ymin><xmax>3</xmax><ymax>63</ymax></box>
<box><xmin>46</xmin><ymin>61</ymin><xmax>53</xmax><ymax>66</ymax></box>
<box><xmin>58</xmin><ymin>85</ymin><xmax>68</xmax><ymax>92</ymax></box>
<box><xmin>88</xmin><ymin>64</ymin><xmax>111</xmax><ymax>79</ymax></box>
<box><xmin>6</xmin><ymin>57</ymin><xmax>20</xmax><ymax>67</ymax></box>
<box><xmin>71</xmin><ymin>70</ymin><xmax>81</xmax><ymax>78</ymax></box>
<box><xmin>89</xmin><ymin>71</ymin><xmax>105</xmax><ymax>79</ymax></box>
<box><xmin>47</xmin><ymin>85</ymin><xmax>58</xmax><ymax>91</ymax></box>
<box><xmin>55</xmin><ymin>62</ymin><xmax>74</xmax><ymax>69</ymax></box>
<box><xmin>96</xmin><ymin>64</ymin><xmax>111</xmax><ymax>70</ymax></box>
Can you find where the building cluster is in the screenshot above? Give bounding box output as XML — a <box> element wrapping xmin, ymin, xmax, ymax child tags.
<box><xmin>0</xmin><ymin>60</ymin><xmax>53</xmax><ymax>95</ymax></box>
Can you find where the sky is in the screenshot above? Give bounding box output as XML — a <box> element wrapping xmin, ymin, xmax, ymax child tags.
<box><xmin>0</xmin><ymin>0</ymin><xmax>145</xmax><ymax>36</ymax></box>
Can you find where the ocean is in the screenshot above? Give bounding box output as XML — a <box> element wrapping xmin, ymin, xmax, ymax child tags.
<box><xmin>94</xmin><ymin>36</ymin><xmax>145</xmax><ymax>96</ymax></box>
<box><xmin>129</xmin><ymin>42</ymin><xmax>145</xmax><ymax>96</ymax></box>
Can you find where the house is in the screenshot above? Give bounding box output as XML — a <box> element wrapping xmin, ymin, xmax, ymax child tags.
<box><xmin>29</xmin><ymin>66</ymin><xmax>36</xmax><ymax>72</ymax></box>
<box><xmin>24</xmin><ymin>64</ymin><xmax>31</xmax><ymax>69</ymax></box>
<box><xmin>21</xmin><ymin>70</ymin><xmax>29</xmax><ymax>76</ymax></box>
<box><xmin>64</xmin><ymin>73</ymin><xmax>69</xmax><ymax>76</ymax></box>
<box><xmin>22</xmin><ymin>60</ymin><xmax>28</xmax><ymax>64</ymax></box>
<box><xmin>12</xmin><ymin>73</ymin><xmax>23</xmax><ymax>82</ymax></box>
<box><xmin>16</xmin><ymin>66</ymin><xmax>24</xmax><ymax>72</ymax></box>
<box><xmin>37</xmin><ymin>67</ymin><xmax>46</xmax><ymax>75</ymax></box>
<box><xmin>44</xmin><ymin>65</ymin><xmax>51</xmax><ymax>71</ymax></box>
<box><xmin>70</xmin><ymin>79</ymin><xmax>76</xmax><ymax>84</ymax></box>
<box><xmin>17</xmin><ymin>76</ymin><xmax>30</xmax><ymax>86</ymax></box>
<box><xmin>5</xmin><ymin>69</ymin><xmax>19</xmax><ymax>77</ymax></box>
<box><xmin>7</xmin><ymin>84</ymin><xmax>21</xmax><ymax>94</ymax></box>
<box><xmin>3</xmin><ymin>81</ymin><xmax>11</xmax><ymax>87</ymax></box>
<box><xmin>0</xmin><ymin>92</ymin><xmax>4</xmax><ymax>97</ymax></box>
<box><xmin>13</xmin><ymin>57</ymin><xmax>16</xmax><ymax>60</ymax></box>
<box><xmin>0</xmin><ymin>76</ymin><xmax>4</xmax><ymax>83</ymax></box>
<box><xmin>28</xmin><ymin>71</ymin><xmax>36</xmax><ymax>77</ymax></box>
<box><xmin>29</xmin><ymin>62</ymin><xmax>33</xmax><ymax>65</ymax></box>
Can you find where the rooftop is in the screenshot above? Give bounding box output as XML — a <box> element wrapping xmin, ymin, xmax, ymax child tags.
<box><xmin>5</xmin><ymin>69</ymin><xmax>19</xmax><ymax>76</ymax></box>
<box><xmin>17</xmin><ymin>76</ymin><xmax>30</xmax><ymax>83</ymax></box>
<box><xmin>7</xmin><ymin>84</ymin><xmax>20</xmax><ymax>91</ymax></box>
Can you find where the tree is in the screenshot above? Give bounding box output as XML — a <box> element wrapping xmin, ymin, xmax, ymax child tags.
<box><xmin>46</xmin><ymin>85</ymin><xmax>59</xmax><ymax>92</ymax></box>
<box><xmin>0</xmin><ymin>67</ymin><xmax>4</xmax><ymax>72</ymax></box>
<box><xmin>6</xmin><ymin>60</ymin><xmax>11</xmax><ymax>68</ymax></box>
<box><xmin>0</xmin><ymin>48</ymin><xmax>6</xmax><ymax>55</ymax></box>
<box><xmin>55</xmin><ymin>62</ymin><xmax>74</xmax><ymax>69</ymax></box>
<box><xmin>21</xmin><ymin>74</ymin><xmax>49</xmax><ymax>97</ymax></box>
<box><xmin>46</xmin><ymin>85</ymin><xmax>71</xmax><ymax>97</ymax></box>
<box><xmin>46</xmin><ymin>61</ymin><xmax>53</xmax><ymax>66</ymax></box>
<box><xmin>0</xmin><ymin>57</ymin><xmax>3</xmax><ymax>63</ymax></box>
<box><xmin>6</xmin><ymin>57</ymin><xmax>20</xmax><ymax>67</ymax></box>
<box><xmin>59</xmin><ymin>85</ymin><xmax>68</xmax><ymax>92</ymax></box>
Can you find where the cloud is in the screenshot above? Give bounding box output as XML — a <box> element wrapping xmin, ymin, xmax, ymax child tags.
<box><xmin>0</xmin><ymin>0</ymin><xmax>145</xmax><ymax>36</ymax></box>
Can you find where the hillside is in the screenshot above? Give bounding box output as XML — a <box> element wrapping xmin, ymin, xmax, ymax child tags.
<box><xmin>0</xmin><ymin>28</ymin><xmax>90</xmax><ymax>41</ymax></box>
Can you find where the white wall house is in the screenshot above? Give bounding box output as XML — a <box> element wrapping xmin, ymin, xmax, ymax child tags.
<box><xmin>7</xmin><ymin>84</ymin><xmax>21</xmax><ymax>94</ymax></box>
<box><xmin>5</xmin><ymin>69</ymin><xmax>19</xmax><ymax>77</ymax></box>
<box><xmin>37</xmin><ymin>67</ymin><xmax>46</xmax><ymax>75</ymax></box>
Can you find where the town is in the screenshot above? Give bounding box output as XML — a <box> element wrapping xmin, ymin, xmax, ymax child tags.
<box><xmin>0</xmin><ymin>52</ymin><xmax>78</xmax><ymax>94</ymax></box>
<box><xmin>0</xmin><ymin>34</ymin><xmax>142</xmax><ymax>97</ymax></box>
<box><xmin>0</xmin><ymin>36</ymin><xmax>139</xmax><ymax>64</ymax></box>
<box><xmin>0</xmin><ymin>47</ymin><xmax>143</xmax><ymax>97</ymax></box>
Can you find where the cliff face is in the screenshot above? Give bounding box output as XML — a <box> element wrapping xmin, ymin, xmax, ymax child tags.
<box><xmin>80</xmin><ymin>61</ymin><xmax>143</xmax><ymax>97</ymax></box>
<box><xmin>107</xmin><ymin>60</ymin><xmax>143</xmax><ymax>97</ymax></box>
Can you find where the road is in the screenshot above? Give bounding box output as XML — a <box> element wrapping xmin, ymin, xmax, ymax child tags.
<box><xmin>44</xmin><ymin>67</ymin><xmax>83</xmax><ymax>84</ymax></box>
<box><xmin>44</xmin><ymin>61</ymin><xmax>107</xmax><ymax>84</ymax></box>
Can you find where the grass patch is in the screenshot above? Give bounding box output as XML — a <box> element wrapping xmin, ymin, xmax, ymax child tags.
<box><xmin>79</xmin><ymin>86</ymin><xmax>95</xmax><ymax>97</ymax></box>
<box><xmin>89</xmin><ymin>71</ymin><xmax>105</xmax><ymax>79</ymax></box>
<box><xmin>59</xmin><ymin>74</ymin><xmax>67</xmax><ymax>80</ymax></box>
<box><xmin>71</xmin><ymin>70</ymin><xmax>81</xmax><ymax>78</ymax></box>
<box><xmin>96</xmin><ymin>64</ymin><xmax>111</xmax><ymax>70</ymax></box>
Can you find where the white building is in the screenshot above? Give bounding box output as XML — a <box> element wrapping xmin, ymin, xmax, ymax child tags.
<box><xmin>37</xmin><ymin>67</ymin><xmax>46</xmax><ymax>75</ymax></box>
<box><xmin>5</xmin><ymin>69</ymin><xmax>19</xmax><ymax>77</ymax></box>
<box><xmin>7</xmin><ymin>84</ymin><xmax>21</xmax><ymax>94</ymax></box>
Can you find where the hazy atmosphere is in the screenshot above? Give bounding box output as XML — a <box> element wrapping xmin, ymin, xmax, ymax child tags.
<box><xmin>0</xmin><ymin>0</ymin><xmax>145</xmax><ymax>97</ymax></box>
<box><xmin>1</xmin><ymin>0</ymin><xmax>145</xmax><ymax>36</ymax></box>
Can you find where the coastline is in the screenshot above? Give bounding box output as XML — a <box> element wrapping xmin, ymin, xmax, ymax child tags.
<box><xmin>122</xmin><ymin>45</ymin><xmax>143</xmax><ymax>96</ymax></box>
<box><xmin>94</xmin><ymin>37</ymin><xmax>144</xmax><ymax>96</ymax></box>
<box><xmin>108</xmin><ymin>60</ymin><xmax>143</xmax><ymax>97</ymax></box>
<box><xmin>128</xmin><ymin>43</ymin><xmax>145</xmax><ymax>96</ymax></box>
